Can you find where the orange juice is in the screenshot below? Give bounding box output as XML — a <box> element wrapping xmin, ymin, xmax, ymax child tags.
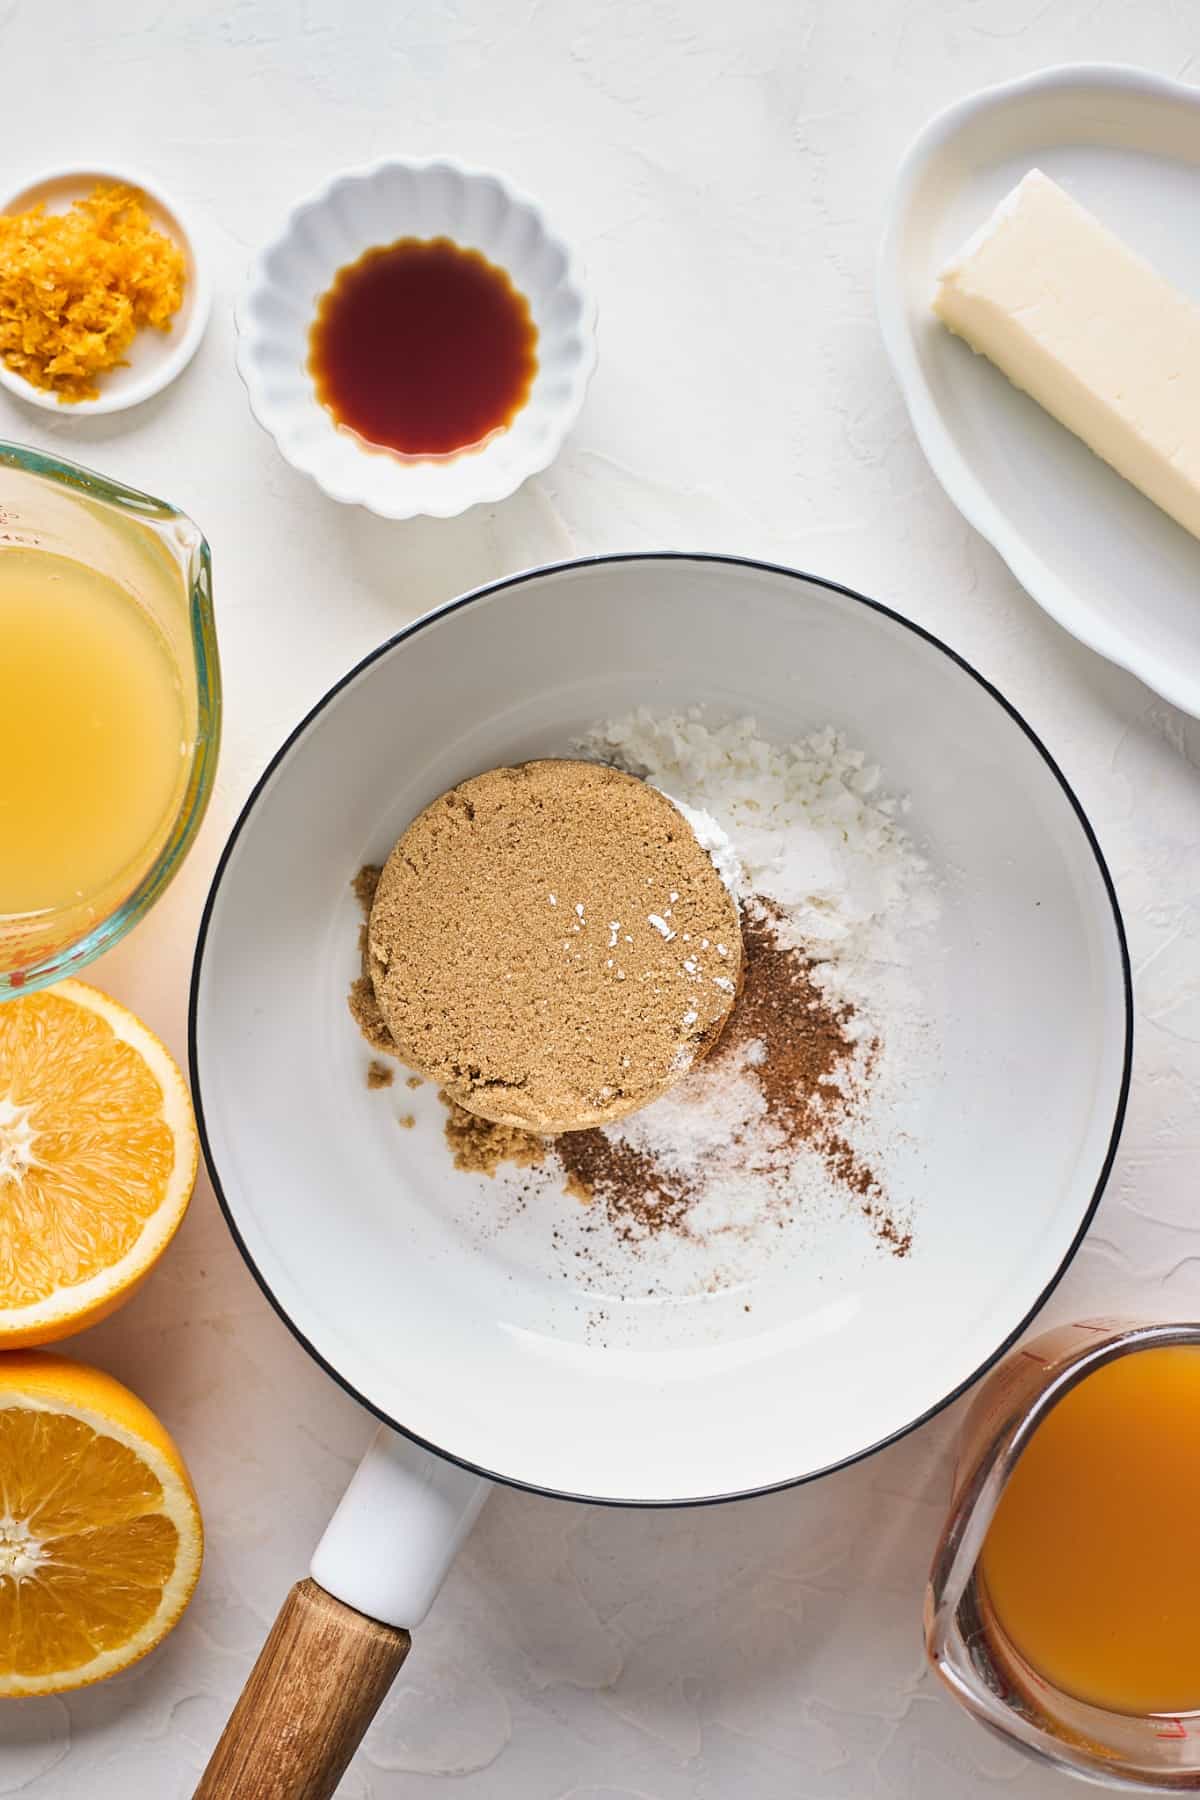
<box><xmin>0</xmin><ymin>549</ymin><xmax>187</xmax><ymax>918</ymax></box>
<box><xmin>979</xmin><ymin>1345</ymin><xmax>1200</xmax><ymax>1716</ymax></box>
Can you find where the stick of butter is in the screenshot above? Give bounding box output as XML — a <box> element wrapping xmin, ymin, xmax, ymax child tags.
<box><xmin>933</xmin><ymin>169</ymin><xmax>1200</xmax><ymax>542</ymax></box>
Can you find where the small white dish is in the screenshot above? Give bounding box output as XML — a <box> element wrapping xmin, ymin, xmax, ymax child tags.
<box><xmin>236</xmin><ymin>158</ymin><xmax>597</xmax><ymax>520</ymax></box>
<box><xmin>878</xmin><ymin>65</ymin><xmax>1200</xmax><ymax>720</ymax></box>
<box><xmin>0</xmin><ymin>165</ymin><xmax>211</xmax><ymax>415</ymax></box>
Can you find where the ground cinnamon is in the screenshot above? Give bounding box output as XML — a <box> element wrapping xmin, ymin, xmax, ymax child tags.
<box><xmin>556</xmin><ymin>1132</ymin><xmax>696</xmax><ymax>1243</ymax></box>
<box><xmin>718</xmin><ymin>904</ymin><xmax>891</xmax><ymax>1235</ymax></box>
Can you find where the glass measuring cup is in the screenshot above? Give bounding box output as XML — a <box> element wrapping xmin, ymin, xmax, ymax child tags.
<box><xmin>0</xmin><ymin>442</ymin><xmax>220</xmax><ymax>996</ymax></box>
<box><xmin>927</xmin><ymin>1319</ymin><xmax>1200</xmax><ymax>1791</ymax></box>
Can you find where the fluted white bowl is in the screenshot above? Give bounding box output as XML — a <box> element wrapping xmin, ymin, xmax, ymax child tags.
<box><xmin>236</xmin><ymin>159</ymin><xmax>597</xmax><ymax>520</ymax></box>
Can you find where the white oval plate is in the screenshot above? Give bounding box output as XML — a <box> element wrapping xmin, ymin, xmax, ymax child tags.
<box><xmin>878</xmin><ymin>65</ymin><xmax>1200</xmax><ymax>719</ymax></box>
<box><xmin>236</xmin><ymin>158</ymin><xmax>597</xmax><ymax>520</ymax></box>
<box><xmin>191</xmin><ymin>555</ymin><xmax>1130</xmax><ymax>1505</ymax></box>
<box><xmin>0</xmin><ymin>165</ymin><xmax>210</xmax><ymax>415</ymax></box>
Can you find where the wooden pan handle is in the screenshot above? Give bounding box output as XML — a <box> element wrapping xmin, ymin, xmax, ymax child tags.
<box><xmin>194</xmin><ymin>1577</ymin><xmax>411</xmax><ymax>1800</ymax></box>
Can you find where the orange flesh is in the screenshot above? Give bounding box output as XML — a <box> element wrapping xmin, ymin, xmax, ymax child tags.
<box><xmin>0</xmin><ymin>991</ymin><xmax>174</xmax><ymax>1310</ymax></box>
<box><xmin>0</xmin><ymin>1404</ymin><xmax>179</xmax><ymax>1679</ymax></box>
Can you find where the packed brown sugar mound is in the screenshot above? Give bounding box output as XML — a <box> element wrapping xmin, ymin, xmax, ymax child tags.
<box><xmin>0</xmin><ymin>185</ymin><xmax>186</xmax><ymax>401</ymax></box>
<box><xmin>367</xmin><ymin>759</ymin><xmax>743</xmax><ymax>1132</ymax></box>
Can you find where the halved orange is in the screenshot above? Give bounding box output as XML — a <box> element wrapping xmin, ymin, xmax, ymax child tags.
<box><xmin>0</xmin><ymin>1350</ymin><xmax>203</xmax><ymax>1695</ymax></box>
<box><xmin>0</xmin><ymin>978</ymin><xmax>198</xmax><ymax>1346</ymax></box>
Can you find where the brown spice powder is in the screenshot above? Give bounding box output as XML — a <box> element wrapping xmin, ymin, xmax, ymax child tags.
<box><xmin>556</xmin><ymin>1133</ymin><xmax>696</xmax><ymax>1243</ymax></box>
<box><xmin>718</xmin><ymin>904</ymin><xmax>890</xmax><ymax>1228</ymax></box>
<box><xmin>722</xmin><ymin>902</ymin><xmax>859</xmax><ymax>1128</ymax></box>
<box><xmin>366</xmin><ymin>1060</ymin><xmax>394</xmax><ymax>1090</ymax></box>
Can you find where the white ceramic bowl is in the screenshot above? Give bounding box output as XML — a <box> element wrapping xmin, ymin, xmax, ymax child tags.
<box><xmin>191</xmin><ymin>555</ymin><xmax>1131</xmax><ymax>1505</ymax></box>
<box><xmin>236</xmin><ymin>158</ymin><xmax>597</xmax><ymax>520</ymax></box>
<box><xmin>0</xmin><ymin>165</ymin><xmax>211</xmax><ymax>415</ymax></box>
<box><xmin>878</xmin><ymin>65</ymin><xmax>1200</xmax><ymax>719</ymax></box>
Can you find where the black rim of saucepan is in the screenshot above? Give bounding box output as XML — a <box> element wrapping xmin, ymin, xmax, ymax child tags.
<box><xmin>188</xmin><ymin>550</ymin><xmax>1134</xmax><ymax>1509</ymax></box>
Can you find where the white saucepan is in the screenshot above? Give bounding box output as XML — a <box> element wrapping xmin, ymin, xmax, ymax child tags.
<box><xmin>189</xmin><ymin>554</ymin><xmax>1131</xmax><ymax>1798</ymax></box>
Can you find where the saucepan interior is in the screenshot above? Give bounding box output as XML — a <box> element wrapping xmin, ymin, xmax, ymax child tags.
<box><xmin>190</xmin><ymin>554</ymin><xmax>1130</xmax><ymax>1504</ymax></box>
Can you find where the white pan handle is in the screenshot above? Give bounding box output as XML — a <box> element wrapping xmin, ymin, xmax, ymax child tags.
<box><xmin>311</xmin><ymin>1425</ymin><xmax>489</xmax><ymax>1627</ymax></box>
<box><xmin>194</xmin><ymin>1428</ymin><xmax>488</xmax><ymax>1799</ymax></box>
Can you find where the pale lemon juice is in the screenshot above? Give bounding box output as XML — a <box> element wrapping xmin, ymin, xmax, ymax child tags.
<box><xmin>0</xmin><ymin>549</ymin><xmax>187</xmax><ymax>918</ymax></box>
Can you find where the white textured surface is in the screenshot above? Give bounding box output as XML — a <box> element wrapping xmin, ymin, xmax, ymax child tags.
<box><xmin>0</xmin><ymin>2</ymin><xmax>1195</xmax><ymax>1794</ymax></box>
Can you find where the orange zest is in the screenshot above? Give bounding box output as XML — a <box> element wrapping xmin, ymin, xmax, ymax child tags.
<box><xmin>0</xmin><ymin>184</ymin><xmax>186</xmax><ymax>401</ymax></box>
